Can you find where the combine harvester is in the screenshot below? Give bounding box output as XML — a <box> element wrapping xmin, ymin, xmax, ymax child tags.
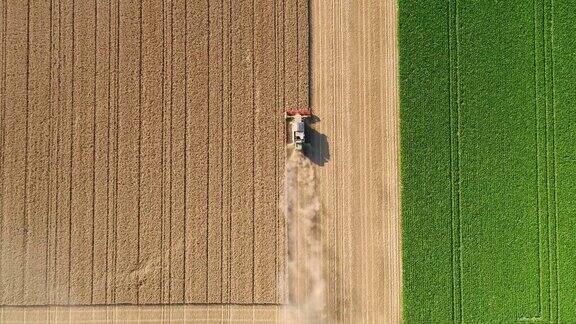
<box><xmin>286</xmin><ymin>108</ymin><xmax>312</xmax><ymax>151</ymax></box>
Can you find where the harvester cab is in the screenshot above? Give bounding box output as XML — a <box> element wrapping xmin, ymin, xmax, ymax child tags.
<box><xmin>286</xmin><ymin>108</ymin><xmax>311</xmax><ymax>151</ymax></box>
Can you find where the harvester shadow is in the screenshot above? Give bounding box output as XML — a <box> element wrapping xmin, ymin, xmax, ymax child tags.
<box><xmin>304</xmin><ymin>115</ymin><xmax>330</xmax><ymax>166</ymax></box>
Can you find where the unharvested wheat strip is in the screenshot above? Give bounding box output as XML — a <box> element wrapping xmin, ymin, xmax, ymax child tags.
<box><xmin>184</xmin><ymin>0</ymin><xmax>209</xmax><ymax>304</ymax></box>
<box><xmin>115</xmin><ymin>0</ymin><xmax>140</xmax><ymax>303</ymax></box>
<box><xmin>106</xmin><ymin>0</ymin><xmax>119</xmax><ymax>304</ymax></box>
<box><xmin>220</xmin><ymin>0</ymin><xmax>232</xmax><ymax>304</ymax></box>
<box><xmin>138</xmin><ymin>0</ymin><xmax>164</xmax><ymax>304</ymax></box>
<box><xmin>297</xmin><ymin>0</ymin><xmax>309</xmax><ymax>109</ymax></box>
<box><xmin>24</xmin><ymin>0</ymin><xmax>50</xmax><ymax>305</ymax></box>
<box><xmin>206</xmin><ymin>0</ymin><xmax>224</xmax><ymax>303</ymax></box>
<box><xmin>283</xmin><ymin>0</ymin><xmax>298</xmax><ymax>115</ymax></box>
<box><xmin>47</xmin><ymin>0</ymin><xmax>61</xmax><ymax>304</ymax></box>
<box><xmin>169</xmin><ymin>0</ymin><xmax>186</xmax><ymax>303</ymax></box>
<box><xmin>1</xmin><ymin>0</ymin><xmax>27</xmax><ymax>305</ymax></box>
<box><xmin>93</xmin><ymin>0</ymin><xmax>111</xmax><ymax>304</ymax></box>
<box><xmin>229</xmin><ymin>0</ymin><xmax>255</xmax><ymax>304</ymax></box>
<box><xmin>253</xmin><ymin>0</ymin><xmax>278</xmax><ymax>304</ymax></box>
<box><xmin>161</xmin><ymin>0</ymin><xmax>173</xmax><ymax>304</ymax></box>
<box><xmin>274</xmin><ymin>0</ymin><xmax>286</xmax><ymax>304</ymax></box>
<box><xmin>69</xmin><ymin>0</ymin><xmax>96</xmax><ymax>304</ymax></box>
<box><xmin>284</xmin><ymin>0</ymin><xmax>298</xmax><ymax>112</ymax></box>
<box><xmin>54</xmin><ymin>0</ymin><xmax>73</xmax><ymax>305</ymax></box>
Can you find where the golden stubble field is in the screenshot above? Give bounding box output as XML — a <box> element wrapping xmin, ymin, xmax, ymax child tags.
<box><xmin>309</xmin><ymin>0</ymin><xmax>401</xmax><ymax>322</ymax></box>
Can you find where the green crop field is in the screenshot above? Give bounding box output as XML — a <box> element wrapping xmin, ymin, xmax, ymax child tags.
<box><xmin>399</xmin><ymin>0</ymin><xmax>576</xmax><ymax>322</ymax></box>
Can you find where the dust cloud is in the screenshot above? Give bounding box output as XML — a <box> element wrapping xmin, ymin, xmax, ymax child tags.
<box><xmin>280</xmin><ymin>147</ymin><xmax>326</xmax><ymax>323</ymax></box>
